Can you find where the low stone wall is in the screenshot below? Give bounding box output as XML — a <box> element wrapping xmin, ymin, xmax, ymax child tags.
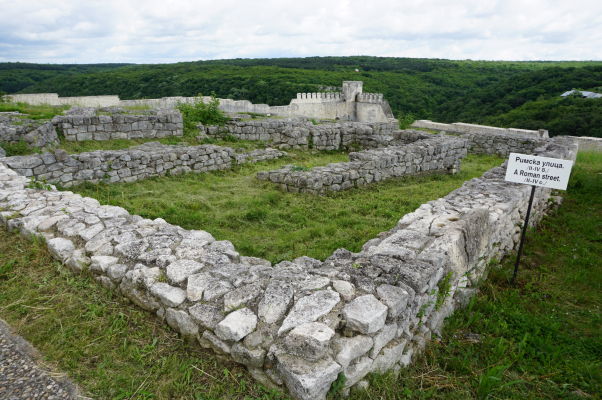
<box><xmin>200</xmin><ymin>118</ymin><xmax>399</xmax><ymax>150</ymax></box>
<box><xmin>412</xmin><ymin>120</ymin><xmax>548</xmax><ymax>138</ymax></box>
<box><xmin>52</xmin><ymin>109</ymin><xmax>183</xmax><ymax>141</ymax></box>
<box><xmin>0</xmin><ymin>114</ymin><xmax>59</xmax><ymax>148</ymax></box>
<box><xmin>0</xmin><ymin>137</ymin><xmax>577</xmax><ymax>400</ymax></box>
<box><xmin>409</xmin><ymin>120</ymin><xmax>549</xmax><ymax>157</ymax></box>
<box><xmin>257</xmin><ymin>136</ymin><xmax>468</xmax><ymax>194</ymax></box>
<box><xmin>0</xmin><ymin>143</ymin><xmax>286</xmax><ymax>187</ymax></box>
<box><xmin>462</xmin><ymin>130</ymin><xmax>548</xmax><ymax>156</ymax></box>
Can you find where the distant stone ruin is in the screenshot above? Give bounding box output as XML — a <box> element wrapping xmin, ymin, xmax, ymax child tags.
<box><xmin>7</xmin><ymin>81</ymin><xmax>395</xmax><ymax>123</ymax></box>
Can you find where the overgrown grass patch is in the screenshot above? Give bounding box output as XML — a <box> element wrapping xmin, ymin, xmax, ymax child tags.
<box><xmin>346</xmin><ymin>151</ymin><xmax>602</xmax><ymax>399</ymax></box>
<box><xmin>71</xmin><ymin>153</ymin><xmax>503</xmax><ymax>263</ymax></box>
<box><xmin>57</xmin><ymin>135</ymin><xmax>269</xmax><ymax>154</ymax></box>
<box><xmin>0</xmin><ymin>102</ymin><xmax>68</xmax><ymax>120</ymax></box>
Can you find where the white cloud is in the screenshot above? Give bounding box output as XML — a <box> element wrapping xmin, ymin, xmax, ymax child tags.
<box><xmin>0</xmin><ymin>0</ymin><xmax>601</xmax><ymax>63</ymax></box>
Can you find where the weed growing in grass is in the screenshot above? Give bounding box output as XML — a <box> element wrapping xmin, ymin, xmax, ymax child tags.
<box><xmin>435</xmin><ymin>271</ymin><xmax>453</xmax><ymax>310</ymax></box>
<box><xmin>0</xmin><ymin>140</ymin><xmax>37</xmax><ymax>156</ymax></box>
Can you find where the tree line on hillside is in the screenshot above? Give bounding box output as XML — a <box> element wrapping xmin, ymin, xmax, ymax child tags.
<box><xmin>1</xmin><ymin>57</ymin><xmax>600</xmax><ymax>137</ymax></box>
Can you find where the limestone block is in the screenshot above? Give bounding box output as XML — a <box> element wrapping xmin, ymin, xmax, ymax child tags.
<box><xmin>376</xmin><ymin>284</ymin><xmax>410</xmax><ymax>318</ymax></box>
<box><xmin>278</xmin><ymin>290</ymin><xmax>341</xmax><ymax>335</ymax></box>
<box><xmin>258</xmin><ymin>281</ymin><xmax>294</xmax><ymax>324</ymax></box>
<box><xmin>215</xmin><ymin>308</ymin><xmax>258</xmax><ymax>341</ymax></box>
<box><xmin>223</xmin><ymin>282</ymin><xmax>262</xmax><ymax>311</ymax></box>
<box><xmin>47</xmin><ymin>237</ymin><xmax>75</xmax><ymax>261</ymax></box>
<box><xmin>276</xmin><ymin>353</ymin><xmax>342</xmax><ymax>400</ymax></box>
<box><xmin>333</xmin><ymin>335</ymin><xmax>373</xmax><ymax>368</ymax></box>
<box><xmin>165</xmin><ymin>308</ymin><xmax>198</xmax><ymax>337</ymax></box>
<box><xmin>189</xmin><ymin>303</ymin><xmax>224</xmax><ymax>330</ymax></box>
<box><xmin>166</xmin><ymin>259</ymin><xmax>204</xmax><ymax>284</ymax></box>
<box><xmin>231</xmin><ymin>342</ymin><xmax>266</xmax><ymax>368</ymax></box>
<box><xmin>283</xmin><ymin>322</ymin><xmax>335</xmax><ymax>361</ymax></box>
<box><xmin>150</xmin><ymin>282</ymin><xmax>186</xmax><ymax>307</ymax></box>
<box><xmin>342</xmin><ymin>295</ymin><xmax>387</xmax><ymax>334</ymax></box>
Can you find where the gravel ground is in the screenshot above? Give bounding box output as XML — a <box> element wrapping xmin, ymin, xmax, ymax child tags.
<box><xmin>0</xmin><ymin>319</ymin><xmax>85</xmax><ymax>400</ymax></box>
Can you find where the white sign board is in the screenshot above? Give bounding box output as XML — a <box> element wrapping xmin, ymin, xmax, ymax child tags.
<box><xmin>505</xmin><ymin>153</ymin><xmax>573</xmax><ymax>190</ymax></box>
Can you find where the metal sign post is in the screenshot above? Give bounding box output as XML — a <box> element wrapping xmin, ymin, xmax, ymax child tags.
<box><xmin>511</xmin><ymin>185</ymin><xmax>536</xmax><ymax>283</ymax></box>
<box><xmin>504</xmin><ymin>153</ymin><xmax>574</xmax><ymax>283</ymax></box>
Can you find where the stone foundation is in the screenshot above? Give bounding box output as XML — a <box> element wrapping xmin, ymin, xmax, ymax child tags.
<box><xmin>0</xmin><ymin>143</ymin><xmax>286</xmax><ymax>187</ymax></box>
<box><xmin>200</xmin><ymin>118</ymin><xmax>399</xmax><ymax>150</ymax></box>
<box><xmin>410</xmin><ymin>120</ymin><xmax>553</xmax><ymax>157</ymax></box>
<box><xmin>0</xmin><ymin>136</ymin><xmax>577</xmax><ymax>400</ymax></box>
<box><xmin>257</xmin><ymin>135</ymin><xmax>468</xmax><ymax>194</ymax></box>
<box><xmin>52</xmin><ymin>109</ymin><xmax>183</xmax><ymax>142</ymax></box>
<box><xmin>0</xmin><ymin>114</ymin><xmax>59</xmax><ymax>148</ymax></box>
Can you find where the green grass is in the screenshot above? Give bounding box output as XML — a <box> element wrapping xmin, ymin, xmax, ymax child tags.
<box><xmin>346</xmin><ymin>151</ymin><xmax>602</xmax><ymax>400</ymax></box>
<box><xmin>57</xmin><ymin>136</ymin><xmax>269</xmax><ymax>154</ymax></box>
<box><xmin>0</xmin><ymin>153</ymin><xmax>599</xmax><ymax>399</ymax></box>
<box><xmin>0</xmin><ymin>101</ymin><xmax>68</xmax><ymax>120</ymax></box>
<box><xmin>70</xmin><ymin>153</ymin><xmax>503</xmax><ymax>263</ymax></box>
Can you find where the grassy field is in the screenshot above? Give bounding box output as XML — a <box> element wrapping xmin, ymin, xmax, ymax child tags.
<box><xmin>0</xmin><ymin>153</ymin><xmax>599</xmax><ymax>399</ymax></box>
<box><xmin>70</xmin><ymin>152</ymin><xmax>503</xmax><ymax>263</ymax></box>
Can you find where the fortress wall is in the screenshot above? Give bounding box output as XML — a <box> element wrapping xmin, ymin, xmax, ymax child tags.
<box><xmin>0</xmin><ymin>143</ymin><xmax>286</xmax><ymax>187</ymax></box>
<box><xmin>6</xmin><ymin>93</ymin><xmax>121</xmax><ymax>107</ymax></box>
<box><xmin>52</xmin><ymin>110</ymin><xmax>183</xmax><ymax>141</ymax></box>
<box><xmin>293</xmin><ymin>93</ymin><xmax>343</xmax><ymax>103</ymax></box>
<box><xmin>257</xmin><ymin>135</ymin><xmax>469</xmax><ymax>195</ymax></box>
<box><xmin>569</xmin><ymin>136</ymin><xmax>602</xmax><ymax>152</ymax></box>
<box><xmin>0</xmin><ymin>137</ymin><xmax>576</xmax><ymax>400</ymax></box>
<box><xmin>356</xmin><ymin>102</ymin><xmax>390</xmax><ymax>124</ymax></box>
<box><xmin>6</xmin><ymin>93</ymin><xmax>61</xmax><ymax>105</ymax></box>
<box><xmin>57</xmin><ymin>96</ymin><xmax>121</xmax><ymax>108</ymax></box>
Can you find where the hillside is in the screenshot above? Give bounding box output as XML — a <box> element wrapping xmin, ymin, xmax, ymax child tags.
<box><xmin>1</xmin><ymin>57</ymin><xmax>601</xmax><ymax>137</ymax></box>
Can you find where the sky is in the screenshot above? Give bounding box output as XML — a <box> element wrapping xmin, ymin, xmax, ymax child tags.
<box><xmin>1</xmin><ymin>0</ymin><xmax>601</xmax><ymax>64</ymax></box>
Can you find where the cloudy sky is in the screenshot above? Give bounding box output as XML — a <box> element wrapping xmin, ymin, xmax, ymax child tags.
<box><xmin>1</xmin><ymin>0</ymin><xmax>601</xmax><ymax>64</ymax></box>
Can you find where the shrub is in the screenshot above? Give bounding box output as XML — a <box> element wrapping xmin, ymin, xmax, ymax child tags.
<box><xmin>177</xmin><ymin>94</ymin><xmax>229</xmax><ymax>136</ymax></box>
<box><xmin>397</xmin><ymin>112</ymin><xmax>415</xmax><ymax>129</ymax></box>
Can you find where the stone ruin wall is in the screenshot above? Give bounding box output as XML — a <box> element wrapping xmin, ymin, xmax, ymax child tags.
<box><xmin>410</xmin><ymin>120</ymin><xmax>551</xmax><ymax>157</ymax></box>
<box><xmin>257</xmin><ymin>135</ymin><xmax>468</xmax><ymax>195</ymax></box>
<box><xmin>52</xmin><ymin>110</ymin><xmax>183</xmax><ymax>142</ymax></box>
<box><xmin>0</xmin><ymin>136</ymin><xmax>577</xmax><ymax>400</ymax></box>
<box><xmin>0</xmin><ymin>115</ymin><xmax>59</xmax><ymax>148</ymax></box>
<box><xmin>200</xmin><ymin>118</ymin><xmax>400</xmax><ymax>151</ymax></box>
<box><xmin>0</xmin><ymin>143</ymin><xmax>286</xmax><ymax>188</ymax></box>
<box><xmin>412</xmin><ymin>120</ymin><xmax>548</xmax><ymax>138</ymax></box>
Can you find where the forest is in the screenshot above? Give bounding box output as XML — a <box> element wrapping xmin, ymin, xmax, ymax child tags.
<box><xmin>1</xmin><ymin>56</ymin><xmax>601</xmax><ymax>137</ymax></box>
